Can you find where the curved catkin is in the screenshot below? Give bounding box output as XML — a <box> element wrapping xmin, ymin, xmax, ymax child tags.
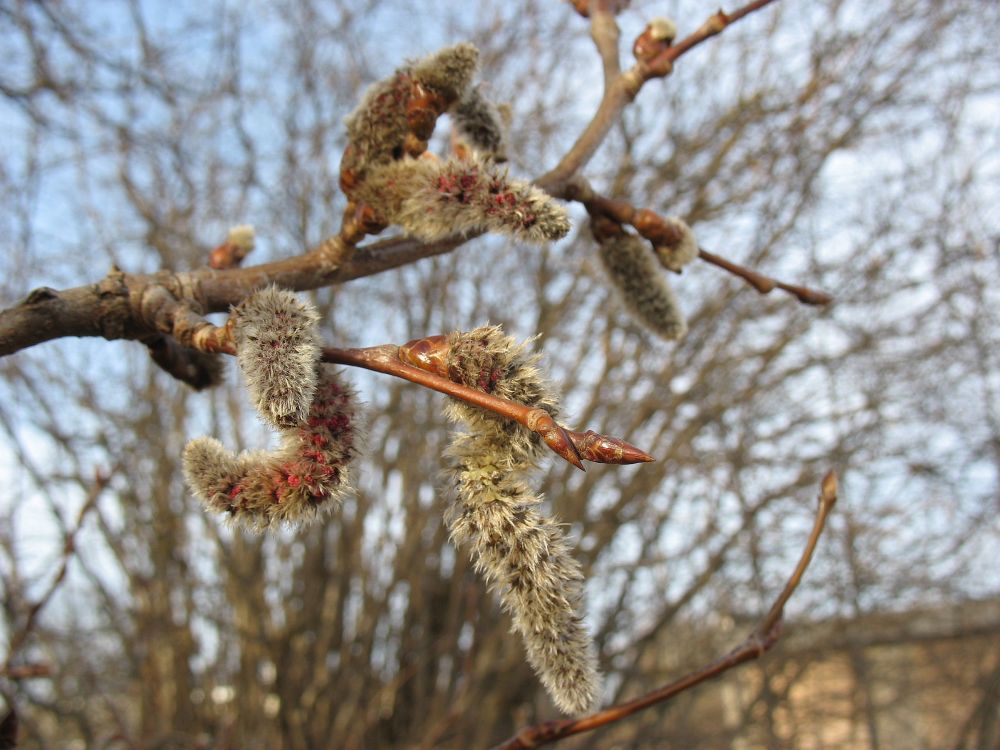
<box><xmin>444</xmin><ymin>326</ymin><xmax>599</xmax><ymax>714</ymax></box>
<box><xmin>232</xmin><ymin>286</ymin><xmax>321</xmax><ymax>428</ymax></box>
<box><xmin>342</xmin><ymin>44</ymin><xmax>478</xmax><ymax>187</ymax></box>
<box><xmin>356</xmin><ymin>156</ymin><xmax>570</xmax><ymax>244</ymax></box>
<box><xmin>453</xmin><ymin>86</ymin><xmax>507</xmax><ymax>160</ymax></box>
<box><xmin>598</xmin><ymin>231</ymin><xmax>688</xmax><ymax>341</ymax></box>
<box><xmin>183</xmin><ymin>367</ymin><xmax>357</xmax><ymax>532</ymax></box>
<box><xmin>411</xmin><ymin>42</ymin><xmax>479</xmax><ymax>102</ymax></box>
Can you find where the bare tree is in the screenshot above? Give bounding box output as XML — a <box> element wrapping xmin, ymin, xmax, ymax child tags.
<box><xmin>1</xmin><ymin>0</ymin><xmax>998</xmax><ymax>748</ymax></box>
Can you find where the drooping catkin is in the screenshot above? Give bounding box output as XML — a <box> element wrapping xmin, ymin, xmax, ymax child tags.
<box><xmin>443</xmin><ymin>326</ymin><xmax>599</xmax><ymax>714</ymax></box>
<box><xmin>355</xmin><ymin>155</ymin><xmax>570</xmax><ymax>244</ymax></box>
<box><xmin>598</xmin><ymin>230</ymin><xmax>688</xmax><ymax>341</ymax></box>
<box><xmin>232</xmin><ymin>286</ymin><xmax>321</xmax><ymax>428</ymax></box>
<box><xmin>183</xmin><ymin>367</ymin><xmax>357</xmax><ymax>532</ymax></box>
<box><xmin>453</xmin><ymin>86</ymin><xmax>507</xmax><ymax>160</ymax></box>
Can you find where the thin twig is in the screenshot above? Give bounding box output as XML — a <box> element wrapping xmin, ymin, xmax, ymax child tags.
<box><xmin>322</xmin><ymin>344</ymin><xmax>653</xmax><ymax>470</ymax></box>
<box><xmin>567</xmin><ymin>182</ymin><xmax>832</xmax><ymax>306</ymax></box>
<box><xmin>488</xmin><ymin>470</ymin><xmax>838</xmax><ymax>750</ymax></box>
<box><xmin>538</xmin><ymin>0</ymin><xmax>781</xmax><ymax>192</ymax></box>
<box><xmin>2</xmin><ymin>470</ymin><xmax>109</xmax><ymax>673</ymax></box>
<box><xmin>698</xmin><ymin>248</ymin><xmax>832</xmax><ymax>306</ymax></box>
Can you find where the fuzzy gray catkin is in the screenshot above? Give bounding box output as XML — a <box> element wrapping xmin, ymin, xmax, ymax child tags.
<box><xmin>183</xmin><ymin>368</ymin><xmax>357</xmax><ymax>532</ymax></box>
<box><xmin>342</xmin><ymin>43</ymin><xmax>479</xmax><ymax>184</ymax></box>
<box><xmin>183</xmin><ymin>287</ymin><xmax>357</xmax><ymax>531</ymax></box>
<box><xmin>598</xmin><ymin>230</ymin><xmax>688</xmax><ymax>341</ymax></box>
<box><xmin>232</xmin><ymin>286</ymin><xmax>321</xmax><ymax>427</ymax></box>
<box><xmin>444</xmin><ymin>326</ymin><xmax>599</xmax><ymax>714</ymax></box>
<box><xmin>453</xmin><ymin>86</ymin><xmax>507</xmax><ymax>160</ymax></box>
<box><xmin>355</xmin><ymin>155</ymin><xmax>570</xmax><ymax>244</ymax></box>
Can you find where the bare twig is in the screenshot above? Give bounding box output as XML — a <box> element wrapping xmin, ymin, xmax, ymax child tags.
<box><xmin>2</xmin><ymin>470</ymin><xmax>109</xmax><ymax>673</ymax></box>
<box><xmin>322</xmin><ymin>343</ymin><xmax>653</xmax><ymax>470</ymax></box>
<box><xmin>488</xmin><ymin>470</ymin><xmax>838</xmax><ymax>749</ymax></box>
<box><xmin>538</xmin><ymin>0</ymin><xmax>781</xmax><ymax>193</ymax></box>
<box><xmin>698</xmin><ymin>248</ymin><xmax>833</xmax><ymax>306</ymax></box>
<box><xmin>567</xmin><ymin>182</ymin><xmax>832</xmax><ymax>306</ymax></box>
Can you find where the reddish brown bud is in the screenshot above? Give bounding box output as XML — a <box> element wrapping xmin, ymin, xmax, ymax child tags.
<box><xmin>527</xmin><ymin>408</ymin><xmax>585</xmax><ymax>471</ymax></box>
<box><xmin>403</xmin><ymin>132</ymin><xmax>428</xmax><ymax>158</ymax></box>
<box><xmin>208</xmin><ymin>242</ymin><xmax>236</xmax><ymax>270</ymax></box>
<box><xmin>398</xmin><ymin>334</ymin><xmax>452</xmax><ymax>379</ymax></box>
<box><xmin>632</xmin><ymin>208</ymin><xmax>683</xmax><ymax>246</ymax></box>
<box><xmin>407</xmin><ymin>80</ymin><xmax>448</xmax><ymax>141</ymax></box>
<box><xmin>568</xmin><ymin>429</ymin><xmax>654</xmax><ymax>464</ymax></box>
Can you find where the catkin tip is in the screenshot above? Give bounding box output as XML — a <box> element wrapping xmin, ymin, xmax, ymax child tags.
<box><xmin>233</xmin><ymin>286</ymin><xmax>321</xmax><ymax>428</ymax></box>
<box><xmin>412</xmin><ymin>43</ymin><xmax>479</xmax><ymax>101</ymax></box>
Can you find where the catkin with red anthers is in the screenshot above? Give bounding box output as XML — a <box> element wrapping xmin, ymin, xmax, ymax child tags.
<box><xmin>183</xmin><ymin>288</ymin><xmax>358</xmax><ymax>531</ymax></box>
<box><xmin>597</xmin><ymin>229</ymin><xmax>688</xmax><ymax>341</ymax></box>
<box><xmin>443</xmin><ymin>326</ymin><xmax>599</xmax><ymax>715</ymax></box>
<box><xmin>341</xmin><ymin>43</ymin><xmax>479</xmax><ymax>190</ymax></box>
<box><xmin>355</xmin><ymin>155</ymin><xmax>570</xmax><ymax>244</ymax></box>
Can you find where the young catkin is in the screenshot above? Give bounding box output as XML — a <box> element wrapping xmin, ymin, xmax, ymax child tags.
<box><xmin>598</xmin><ymin>230</ymin><xmax>688</xmax><ymax>341</ymax></box>
<box><xmin>342</xmin><ymin>43</ymin><xmax>479</xmax><ymax>186</ymax></box>
<box><xmin>443</xmin><ymin>326</ymin><xmax>599</xmax><ymax>714</ymax></box>
<box><xmin>232</xmin><ymin>286</ymin><xmax>321</xmax><ymax>428</ymax></box>
<box><xmin>183</xmin><ymin>367</ymin><xmax>357</xmax><ymax>532</ymax></box>
<box><xmin>452</xmin><ymin>86</ymin><xmax>507</xmax><ymax>160</ymax></box>
<box><xmin>654</xmin><ymin>216</ymin><xmax>698</xmax><ymax>272</ymax></box>
<box><xmin>355</xmin><ymin>155</ymin><xmax>570</xmax><ymax>244</ymax></box>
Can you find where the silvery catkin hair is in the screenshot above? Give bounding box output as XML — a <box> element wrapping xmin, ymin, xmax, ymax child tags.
<box><xmin>341</xmin><ymin>43</ymin><xmax>479</xmax><ymax>187</ymax></box>
<box><xmin>354</xmin><ymin>155</ymin><xmax>570</xmax><ymax>244</ymax></box>
<box><xmin>183</xmin><ymin>288</ymin><xmax>357</xmax><ymax>531</ymax></box>
<box><xmin>452</xmin><ymin>86</ymin><xmax>507</xmax><ymax>160</ymax></box>
<box><xmin>597</xmin><ymin>229</ymin><xmax>688</xmax><ymax>341</ymax></box>
<box><xmin>443</xmin><ymin>326</ymin><xmax>599</xmax><ymax>714</ymax></box>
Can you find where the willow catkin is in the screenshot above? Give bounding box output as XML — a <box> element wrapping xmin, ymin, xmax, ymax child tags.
<box><xmin>232</xmin><ymin>286</ymin><xmax>321</xmax><ymax>428</ymax></box>
<box><xmin>183</xmin><ymin>368</ymin><xmax>357</xmax><ymax>532</ymax></box>
<box><xmin>355</xmin><ymin>155</ymin><xmax>570</xmax><ymax>244</ymax></box>
<box><xmin>342</xmin><ymin>43</ymin><xmax>479</xmax><ymax>185</ymax></box>
<box><xmin>654</xmin><ymin>216</ymin><xmax>698</xmax><ymax>273</ymax></box>
<box><xmin>598</xmin><ymin>230</ymin><xmax>688</xmax><ymax>341</ymax></box>
<box><xmin>183</xmin><ymin>288</ymin><xmax>358</xmax><ymax>531</ymax></box>
<box><xmin>443</xmin><ymin>326</ymin><xmax>599</xmax><ymax>714</ymax></box>
<box><xmin>452</xmin><ymin>86</ymin><xmax>507</xmax><ymax>160</ymax></box>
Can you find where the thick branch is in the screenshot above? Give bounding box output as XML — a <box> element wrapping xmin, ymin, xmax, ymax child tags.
<box><xmin>489</xmin><ymin>470</ymin><xmax>838</xmax><ymax>749</ymax></box>
<box><xmin>0</xmin><ymin>233</ymin><xmax>465</xmax><ymax>357</ymax></box>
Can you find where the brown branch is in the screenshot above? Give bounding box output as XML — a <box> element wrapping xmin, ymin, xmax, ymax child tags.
<box><xmin>3</xmin><ymin>470</ymin><xmax>109</xmax><ymax>673</ymax></box>
<box><xmin>0</xmin><ymin>231</ymin><xmax>467</xmax><ymax>358</ymax></box>
<box><xmin>567</xmin><ymin>181</ymin><xmax>832</xmax><ymax>306</ymax></box>
<box><xmin>698</xmin><ymin>248</ymin><xmax>833</xmax><ymax>306</ymax></box>
<box><xmin>538</xmin><ymin>0</ymin><xmax>781</xmax><ymax>193</ymax></box>
<box><xmin>322</xmin><ymin>343</ymin><xmax>653</xmax><ymax>470</ymax></box>
<box><xmin>489</xmin><ymin>470</ymin><xmax>838</xmax><ymax>750</ymax></box>
<box><xmin>639</xmin><ymin>0</ymin><xmax>780</xmax><ymax>81</ymax></box>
